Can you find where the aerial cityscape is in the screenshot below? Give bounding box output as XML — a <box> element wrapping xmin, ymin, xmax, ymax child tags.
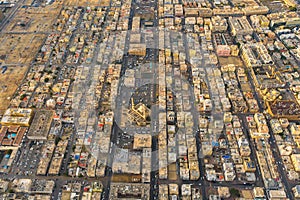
<box><xmin>0</xmin><ymin>0</ymin><xmax>300</xmax><ymax>199</ymax></box>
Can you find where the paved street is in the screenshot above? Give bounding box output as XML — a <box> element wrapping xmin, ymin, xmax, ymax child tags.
<box><xmin>1</xmin><ymin>0</ymin><xmax>300</xmax><ymax>199</ymax></box>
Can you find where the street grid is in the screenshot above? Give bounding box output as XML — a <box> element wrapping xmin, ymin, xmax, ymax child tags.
<box><xmin>0</xmin><ymin>0</ymin><xmax>299</xmax><ymax>199</ymax></box>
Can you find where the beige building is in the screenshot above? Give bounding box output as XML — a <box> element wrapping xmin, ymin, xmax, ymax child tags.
<box><xmin>133</xmin><ymin>134</ymin><xmax>152</xmax><ymax>149</ymax></box>
<box><xmin>218</xmin><ymin>187</ymin><xmax>230</xmax><ymax>198</ymax></box>
<box><xmin>132</xmin><ymin>16</ymin><xmax>140</xmax><ymax>31</ymax></box>
<box><xmin>1</xmin><ymin>108</ymin><xmax>33</xmax><ymax>127</ymax></box>
<box><xmin>27</xmin><ymin>110</ymin><xmax>54</xmax><ymax>140</ymax></box>
<box><xmin>291</xmin><ymin>154</ymin><xmax>300</xmax><ymax>172</ymax></box>
<box><xmin>228</xmin><ymin>16</ymin><xmax>253</xmax><ymax>36</ymax></box>
<box><xmin>128</xmin><ymin>98</ymin><xmax>151</xmax><ymax>126</ymax></box>
<box><xmin>211</xmin><ymin>16</ymin><xmax>228</xmax><ymax>32</ymax></box>
<box><xmin>174</xmin><ymin>4</ymin><xmax>183</xmax><ymax>17</ymax></box>
<box><xmin>292</xmin><ymin>185</ymin><xmax>300</xmax><ymax>198</ymax></box>
<box><xmin>128</xmin><ymin>43</ymin><xmax>146</xmax><ymax>56</ymax></box>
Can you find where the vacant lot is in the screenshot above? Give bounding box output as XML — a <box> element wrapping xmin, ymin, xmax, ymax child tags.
<box><xmin>111</xmin><ymin>174</ymin><xmax>142</xmax><ymax>182</ymax></box>
<box><xmin>218</xmin><ymin>56</ymin><xmax>244</xmax><ymax>67</ymax></box>
<box><xmin>3</xmin><ymin>4</ymin><xmax>61</xmax><ymax>33</ymax></box>
<box><xmin>0</xmin><ymin>34</ymin><xmax>45</xmax><ymax>64</ymax></box>
<box><xmin>23</xmin><ymin>0</ymin><xmax>33</xmax><ymax>5</ymax></box>
<box><xmin>0</xmin><ymin>65</ymin><xmax>28</xmax><ymax>113</ymax></box>
<box><xmin>65</xmin><ymin>0</ymin><xmax>110</xmax><ymax>6</ymax></box>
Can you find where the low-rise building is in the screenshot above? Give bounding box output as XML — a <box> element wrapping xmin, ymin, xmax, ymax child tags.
<box><xmin>293</xmin><ymin>185</ymin><xmax>300</xmax><ymax>198</ymax></box>
<box><xmin>210</xmin><ymin>16</ymin><xmax>227</xmax><ymax>32</ymax></box>
<box><xmin>217</xmin><ymin>187</ymin><xmax>230</xmax><ymax>198</ymax></box>
<box><xmin>128</xmin><ymin>43</ymin><xmax>146</xmax><ymax>56</ymax></box>
<box><xmin>228</xmin><ymin>16</ymin><xmax>253</xmax><ymax>36</ymax></box>
<box><xmin>1</xmin><ymin>108</ymin><xmax>33</xmax><ymax>127</ymax></box>
<box><xmin>109</xmin><ymin>183</ymin><xmax>150</xmax><ymax>200</ymax></box>
<box><xmin>243</xmin><ymin>157</ymin><xmax>256</xmax><ymax>172</ymax></box>
<box><xmin>133</xmin><ymin>134</ymin><xmax>152</xmax><ymax>149</ymax></box>
<box><xmin>27</xmin><ymin>110</ymin><xmax>54</xmax><ymax>140</ymax></box>
<box><xmin>268</xmin><ymin>12</ymin><xmax>300</xmax><ymax>28</ymax></box>
<box><xmin>174</xmin><ymin>4</ymin><xmax>183</xmax><ymax>17</ymax></box>
<box><xmin>241</xmin><ymin>43</ymin><xmax>273</xmax><ymax>67</ymax></box>
<box><xmin>242</xmin><ymin>6</ymin><xmax>269</xmax><ymax>16</ymax></box>
<box><xmin>291</xmin><ymin>154</ymin><xmax>300</xmax><ymax>172</ymax></box>
<box><xmin>253</xmin><ymin>187</ymin><xmax>265</xmax><ymax>199</ymax></box>
<box><xmin>268</xmin><ymin>189</ymin><xmax>287</xmax><ymax>199</ymax></box>
<box><xmin>213</xmin><ymin>33</ymin><xmax>237</xmax><ymax>57</ymax></box>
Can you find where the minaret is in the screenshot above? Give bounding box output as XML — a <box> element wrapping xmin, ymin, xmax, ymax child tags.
<box><xmin>131</xmin><ymin>98</ymin><xmax>135</xmax><ymax>110</ymax></box>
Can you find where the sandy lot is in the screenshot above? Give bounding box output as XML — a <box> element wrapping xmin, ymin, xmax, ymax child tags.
<box><xmin>0</xmin><ymin>33</ymin><xmax>45</xmax><ymax>64</ymax></box>
<box><xmin>65</xmin><ymin>0</ymin><xmax>110</xmax><ymax>6</ymax></box>
<box><xmin>23</xmin><ymin>0</ymin><xmax>33</xmax><ymax>5</ymax></box>
<box><xmin>218</xmin><ymin>56</ymin><xmax>244</xmax><ymax>67</ymax></box>
<box><xmin>0</xmin><ymin>65</ymin><xmax>28</xmax><ymax>113</ymax></box>
<box><xmin>3</xmin><ymin>4</ymin><xmax>62</xmax><ymax>33</ymax></box>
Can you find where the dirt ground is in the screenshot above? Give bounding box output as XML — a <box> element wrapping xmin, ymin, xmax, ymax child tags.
<box><xmin>111</xmin><ymin>174</ymin><xmax>142</xmax><ymax>182</ymax></box>
<box><xmin>65</xmin><ymin>0</ymin><xmax>111</xmax><ymax>6</ymax></box>
<box><xmin>0</xmin><ymin>33</ymin><xmax>45</xmax><ymax>64</ymax></box>
<box><xmin>3</xmin><ymin>4</ymin><xmax>61</xmax><ymax>33</ymax></box>
<box><xmin>0</xmin><ymin>65</ymin><xmax>28</xmax><ymax>113</ymax></box>
<box><xmin>23</xmin><ymin>0</ymin><xmax>33</xmax><ymax>5</ymax></box>
<box><xmin>218</xmin><ymin>56</ymin><xmax>244</xmax><ymax>67</ymax></box>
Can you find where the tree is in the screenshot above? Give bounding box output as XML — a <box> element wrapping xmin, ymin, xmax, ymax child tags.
<box><xmin>8</xmin><ymin>189</ymin><xmax>14</xmax><ymax>193</ymax></box>
<box><xmin>20</xmin><ymin>94</ymin><xmax>27</xmax><ymax>100</ymax></box>
<box><xmin>279</xmin><ymin>132</ymin><xmax>284</xmax><ymax>138</ymax></box>
<box><xmin>55</xmin><ymin>137</ymin><xmax>61</xmax><ymax>145</ymax></box>
<box><xmin>289</xmin><ymin>6</ymin><xmax>297</xmax><ymax>11</ymax></box>
<box><xmin>82</xmin><ymin>145</ymin><xmax>87</xmax><ymax>152</ymax></box>
<box><xmin>230</xmin><ymin>188</ymin><xmax>240</xmax><ymax>198</ymax></box>
<box><xmin>146</xmin><ymin>116</ymin><xmax>151</xmax><ymax>121</ymax></box>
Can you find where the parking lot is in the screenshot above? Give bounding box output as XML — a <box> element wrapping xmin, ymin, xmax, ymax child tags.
<box><xmin>14</xmin><ymin>140</ymin><xmax>42</xmax><ymax>176</ymax></box>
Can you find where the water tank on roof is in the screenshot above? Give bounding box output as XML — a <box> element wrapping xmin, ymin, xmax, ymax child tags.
<box><xmin>222</xmin><ymin>155</ymin><xmax>231</xmax><ymax>159</ymax></box>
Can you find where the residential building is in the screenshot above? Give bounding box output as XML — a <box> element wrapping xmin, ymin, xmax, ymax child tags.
<box><xmin>210</xmin><ymin>16</ymin><xmax>227</xmax><ymax>32</ymax></box>
<box><xmin>228</xmin><ymin>16</ymin><xmax>253</xmax><ymax>36</ymax></box>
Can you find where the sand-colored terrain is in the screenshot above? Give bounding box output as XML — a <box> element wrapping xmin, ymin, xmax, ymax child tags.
<box><xmin>0</xmin><ymin>65</ymin><xmax>28</xmax><ymax>113</ymax></box>
<box><xmin>3</xmin><ymin>4</ymin><xmax>62</xmax><ymax>33</ymax></box>
<box><xmin>0</xmin><ymin>33</ymin><xmax>45</xmax><ymax>64</ymax></box>
<box><xmin>65</xmin><ymin>0</ymin><xmax>111</xmax><ymax>7</ymax></box>
<box><xmin>218</xmin><ymin>56</ymin><xmax>244</xmax><ymax>67</ymax></box>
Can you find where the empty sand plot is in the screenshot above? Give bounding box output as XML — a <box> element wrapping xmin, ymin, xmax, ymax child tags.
<box><xmin>0</xmin><ymin>65</ymin><xmax>28</xmax><ymax>113</ymax></box>
<box><xmin>23</xmin><ymin>0</ymin><xmax>34</xmax><ymax>5</ymax></box>
<box><xmin>0</xmin><ymin>34</ymin><xmax>45</xmax><ymax>64</ymax></box>
<box><xmin>218</xmin><ymin>56</ymin><xmax>244</xmax><ymax>67</ymax></box>
<box><xmin>3</xmin><ymin>4</ymin><xmax>62</xmax><ymax>33</ymax></box>
<box><xmin>65</xmin><ymin>0</ymin><xmax>110</xmax><ymax>6</ymax></box>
